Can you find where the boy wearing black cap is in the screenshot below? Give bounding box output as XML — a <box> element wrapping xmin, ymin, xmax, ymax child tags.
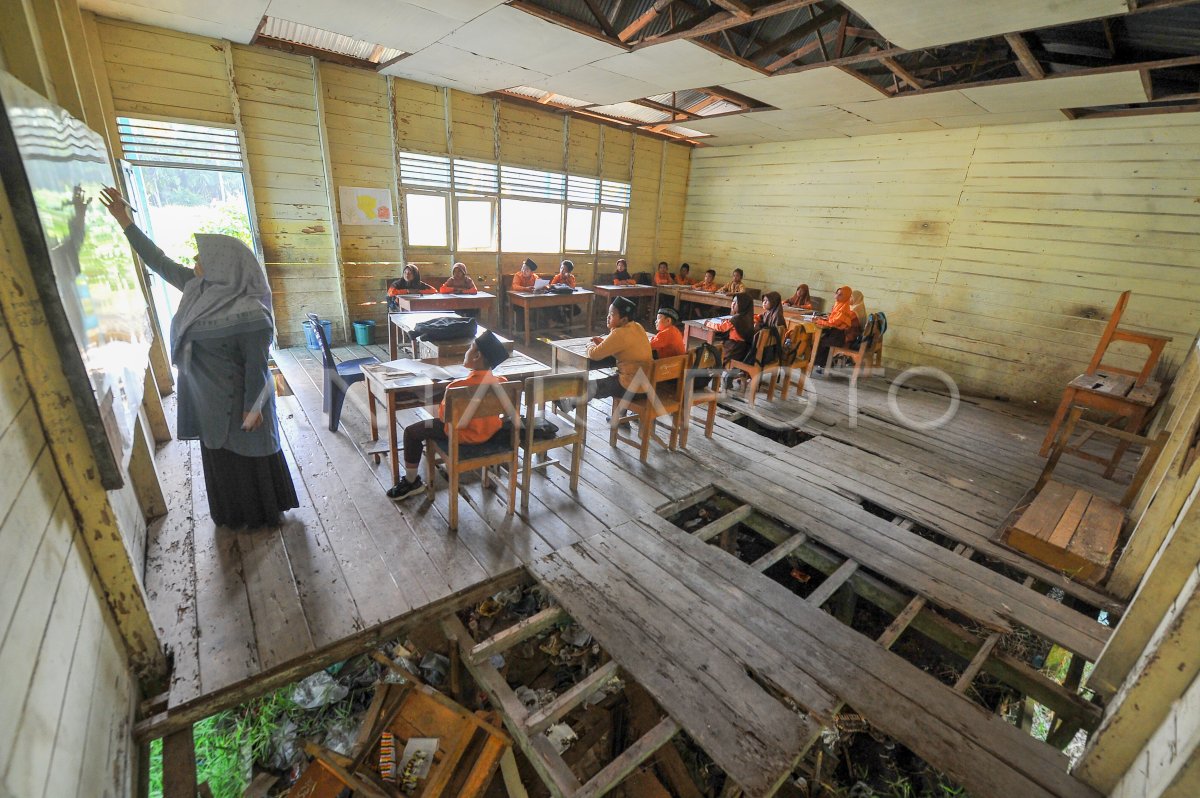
<box><xmin>650</xmin><ymin>306</ymin><xmax>686</xmax><ymax>359</ymax></box>
<box><xmin>585</xmin><ymin>297</ymin><xmax>653</xmax><ymax>401</ymax></box>
<box><xmin>387</xmin><ymin>331</ymin><xmax>510</xmax><ymax>500</ymax></box>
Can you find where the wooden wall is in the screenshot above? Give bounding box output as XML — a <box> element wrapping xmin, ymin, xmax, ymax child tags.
<box><xmin>87</xmin><ymin>16</ymin><xmax>692</xmax><ymax>345</ymax></box>
<box><xmin>0</xmin><ymin>313</ymin><xmax>137</xmax><ymax>798</ymax></box>
<box><xmin>682</xmin><ymin>114</ymin><xmax>1200</xmax><ymax>404</ymax></box>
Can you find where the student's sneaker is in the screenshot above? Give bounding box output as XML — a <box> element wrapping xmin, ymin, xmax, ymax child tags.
<box><xmin>386</xmin><ymin>476</ymin><xmax>425</xmax><ymax>501</ymax></box>
<box><xmin>554</xmin><ymin>397</ymin><xmax>578</xmax><ymax>414</ymax></box>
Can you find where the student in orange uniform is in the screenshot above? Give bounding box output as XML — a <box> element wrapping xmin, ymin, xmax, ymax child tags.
<box><xmin>694</xmin><ymin>269</ymin><xmax>720</xmax><ymax>292</ymax></box>
<box><xmin>389</xmin><ymin>264</ymin><xmax>436</xmax><ymax>296</ymax></box>
<box><xmin>439</xmin><ymin>263</ymin><xmax>478</xmax><ymax>294</ymax></box>
<box><xmin>784</xmin><ymin>283</ymin><xmax>812</xmax><ymax>310</ymax></box>
<box><xmin>720</xmin><ymin>268</ymin><xmax>745</xmax><ymax>295</ymax></box>
<box><xmin>706</xmin><ymin>292</ymin><xmax>755</xmax><ymax>363</ymax></box>
<box><xmin>653</xmin><ymin>261</ymin><xmax>675</xmax><ymax>286</ymax></box>
<box><xmin>512</xmin><ymin>258</ymin><xmax>539</xmax><ymax>290</ymax></box>
<box><xmin>650</xmin><ymin>306</ymin><xmax>686</xmax><ymax>359</ymax></box>
<box><xmin>550</xmin><ymin>259</ymin><xmax>576</xmax><ymax>288</ymax></box>
<box><xmin>387</xmin><ymin>331</ymin><xmax>510</xmax><ymax>500</ymax></box>
<box><xmin>676</xmin><ymin>263</ymin><xmax>696</xmax><ymax>286</ymax></box>
<box><xmin>612</xmin><ymin>258</ymin><xmax>638</xmax><ymax>285</ymax></box>
<box><xmin>814</xmin><ymin>285</ymin><xmax>860</xmax><ymax>370</ymax></box>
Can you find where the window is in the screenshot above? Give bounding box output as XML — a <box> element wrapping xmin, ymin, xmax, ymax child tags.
<box><xmin>597</xmin><ymin>210</ymin><xmax>625</xmax><ymax>252</ymax></box>
<box><xmin>500</xmin><ymin>199</ymin><xmax>563</xmax><ymax>253</ymax></box>
<box><xmin>118</xmin><ymin>117</ymin><xmax>256</xmax><ymax>336</ymax></box>
<box><xmin>405</xmin><ymin>193</ymin><xmax>448</xmax><ymax>247</ymax></box>
<box><xmin>456</xmin><ymin>198</ymin><xmax>495</xmax><ymax>250</ymax></box>
<box><xmin>564</xmin><ymin>207</ymin><xmax>594</xmax><ymax>252</ymax></box>
<box><xmin>395</xmin><ymin>150</ymin><xmax>632</xmax><ymax>254</ymax></box>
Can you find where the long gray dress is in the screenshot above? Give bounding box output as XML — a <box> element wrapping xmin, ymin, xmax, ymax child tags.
<box><xmin>126</xmin><ymin>225</ymin><xmax>298</xmax><ymax>526</ymax></box>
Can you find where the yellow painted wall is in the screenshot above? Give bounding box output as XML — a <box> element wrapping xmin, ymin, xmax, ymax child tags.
<box><xmin>0</xmin><ymin>314</ymin><xmax>137</xmax><ymax>797</ymax></box>
<box><xmin>87</xmin><ymin>15</ymin><xmax>692</xmax><ymax>343</ymax></box>
<box><xmin>682</xmin><ymin>114</ymin><xmax>1200</xmax><ymax>404</ymax></box>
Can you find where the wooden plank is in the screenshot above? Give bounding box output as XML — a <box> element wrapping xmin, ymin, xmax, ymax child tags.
<box><xmin>954</xmin><ymin>633</ymin><xmax>1000</xmax><ymax>692</ymax></box>
<box><xmin>573</xmin><ymin>717</ymin><xmax>680</xmax><ymax>798</ymax></box>
<box><xmin>1048</xmin><ymin>489</ymin><xmax>1093</xmax><ymax>550</ymax></box>
<box><xmin>805</xmin><ymin>559</ymin><xmax>859</xmax><ymax>607</ymax></box>
<box><xmin>693</xmin><ymin>504</ymin><xmax>753</xmax><ymax>541</ymax></box>
<box><xmin>469</xmin><ymin>606</ymin><xmax>568</xmax><ymax>663</ymax></box>
<box><xmin>525</xmin><ymin>660</ymin><xmax>621</xmax><ymax>735</ymax></box>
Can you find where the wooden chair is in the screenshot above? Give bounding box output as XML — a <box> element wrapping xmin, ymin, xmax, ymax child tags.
<box><xmin>610</xmin><ymin>356</ymin><xmax>689</xmax><ymax>463</ymax></box>
<box><xmin>307</xmin><ymin>312</ymin><xmax>378</xmax><ymax>432</ymax></box>
<box><xmin>518</xmin><ymin>372</ymin><xmax>589</xmax><ymax>512</ymax></box>
<box><xmin>727</xmin><ymin>325</ymin><xmax>785</xmax><ymax>406</ymax></box>
<box><xmin>825</xmin><ymin>312</ymin><xmax>886</xmax><ymax>380</ymax></box>
<box><xmin>1039</xmin><ymin>291</ymin><xmax>1172</xmax><ymax>474</ymax></box>
<box><xmin>1004</xmin><ymin>405</ymin><xmax>1168</xmax><ymax>585</ymax></box>
<box><xmin>778</xmin><ymin>322</ymin><xmax>816</xmax><ymax>401</ymax></box>
<box><xmin>425</xmin><ymin>380</ymin><xmax>524</xmax><ymax>530</ymax></box>
<box><xmin>679</xmin><ymin>346</ymin><xmax>723</xmax><ymax>450</ymax></box>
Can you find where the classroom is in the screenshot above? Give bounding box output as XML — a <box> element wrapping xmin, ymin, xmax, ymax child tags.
<box><xmin>0</xmin><ymin>1</ymin><xmax>1198</xmax><ymax>797</ymax></box>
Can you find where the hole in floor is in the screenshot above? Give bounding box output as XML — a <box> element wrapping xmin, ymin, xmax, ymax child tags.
<box><xmin>663</xmin><ymin>488</ymin><xmax>744</xmax><ymax>530</ymax></box>
<box><xmin>729</xmin><ymin>415</ymin><xmax>814</xmax><ymax>447</ymax></box>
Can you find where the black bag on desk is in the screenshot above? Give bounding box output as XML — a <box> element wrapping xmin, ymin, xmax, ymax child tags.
<box><xmin>413</xmin><ymin>316</ymin><xmax>477</xmax><ymax>341</ymax></box>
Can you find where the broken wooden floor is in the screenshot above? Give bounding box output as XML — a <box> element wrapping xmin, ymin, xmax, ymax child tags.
<box><xmin>139</xmin><ymin>341</ymin><xmax>1124</xmax><ymax>795</ymax></box>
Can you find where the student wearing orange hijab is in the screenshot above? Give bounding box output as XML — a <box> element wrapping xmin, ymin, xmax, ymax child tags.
<box><xmin>814</xmin><ymin>285</ymin><xmax>860</xmax><ymax>369</ymax></box>
<box><xmin>784</xmin><ymin>283</ymin><xmax>812</xmax><ymax>310</ymax></box>
<box><xmin>612</xmin><ymin>258</ymin><xmax>637</xmax><ymax>285</ymax></box>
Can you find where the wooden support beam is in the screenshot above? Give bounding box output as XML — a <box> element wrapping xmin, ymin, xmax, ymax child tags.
<box><xmin>510</xmin><ymin>0</ymin><xmax>630</xmax><ymax>48</ymax></box>
<box><xmin>620</xmin><ymin>0</ymin><xmax>676</xmax><ymax>42</ymax></box>
<box><xmin>573</xmin><ymin>717</ymin><xmax>681</xmax><ymax>798</ymax></box>
<box><xmin>751</xmin><ymin>529</ymin><xmax>810</xmax><ymax>571</ymax></box>
<box><xmin>1005</xmin><ymin>33</ymin><xmax>1046</xmax><ymax>79</ymax></box>
<box><xmin>161</xmin><ymin>726</ymin><xmax>197</xmax><ymax>798</ymax></box>
<box><xmin>470</xmin><ymin>605</ymin><xmax>568</xmax><ymax>664</ymax></box>
<box><xmin>582</xmin><ymin>0</ymin><xmax>620</xmax><ymax>39</ymax></box>
<box><xmin>806</xmin><ymin>559</ymin><xmax>859</xmax><ymax>607</ymax></box>
<box><xmin>880</xmin><ymin>56</ymin><xmax>926</xmax><ymax>91</ymax></box>
<box><xmin>954</xmin><ymin>633</ymin><xmax>1001</xmax><ymax>692</ymax></box>
<box><xmin>711</xmin><ymin>0</ymin><xmax>753</xmax><ymax>19</ymax></box>
<box><xmin>692</xmin><ymin>504</ymin><xmax>753</xmax><ymax>541</ymax></box>
<box><xmin>443</xmin><ymin>615</ymin><xmax>583</xmax><ymax>798</ymax></box>
<box><xmin>747</xmin><ymin>4</ymin><xmax>842</xmax><ymax>62</ymax></box>
<box><xmin>635</xmin><ymin>0</ymin><xmax>823</xmax><ymax>48</ymax></box>
<box><xmin>877</xmin><ymin>596</ymin><xmax>927</xmax><ymax>649</ymax></box>
<box><xmin>525</xmin><ymin>660</ymin><xmax>622</xmax><ymax>735</ymax></box>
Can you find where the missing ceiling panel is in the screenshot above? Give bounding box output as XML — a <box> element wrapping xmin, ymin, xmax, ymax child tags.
<box><xmin>256</xmin><ymin>16</ymin><xmax>406</xmax><ymax>68</ymax></box>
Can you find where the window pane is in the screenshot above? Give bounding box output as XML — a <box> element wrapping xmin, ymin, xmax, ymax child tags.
<box><xmin>457</xmin><ymin>199</ymin><xmax>495</xmax><ymax>250</ymax></box>
<box><xmin>501</xmin><ymin>199</ymin><xmax>562</xmax><ymax>253</ymax></box>
<box><xmin>597</xmin><ymin>210</ymin><xmax>625</xmax><ymax>251</ymax></box>
<box><xmin>406</xmin><ymin>193</ymin><xmax>447</xmax><ymax>247</ymax></box>
<box><xmin>564</xmin><ymin>207</ymin><xmax>593</xmax><ymax>252</ymax></box>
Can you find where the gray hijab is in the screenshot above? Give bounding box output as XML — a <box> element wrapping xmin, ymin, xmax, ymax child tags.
<box><xmin>171</xmin><ymin>234</ymin><xmax>273</xmax><ymax>361</ymax></box>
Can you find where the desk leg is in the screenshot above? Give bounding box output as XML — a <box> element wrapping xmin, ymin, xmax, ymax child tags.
<box><xmin>368</xmin><ymin>383</ymin><xmax>378</xmax><ymax>442</ymax></box>
<box><xmin>524</xmin><ymin>303</ymin><xmax>532</xmax><ymax>347</ymax></box>
<box><xmin>1040</xmin><ymin>387</ymin><xmax>1077</xmax><ymax>456</ymax></box>
<box><xmin>807</xmin><ymin>328</ymin><xmax>823</xmax><ymax>377</ymax></box>
<box><xmin>1105</xmin><ymin>405</ymin><xmax>1148</xmax><ymax>479</ymax></box>
<box><xmin>387</xmin><ymin>392</ymin><xmax>399</xmax><ymax>487</ymax></box>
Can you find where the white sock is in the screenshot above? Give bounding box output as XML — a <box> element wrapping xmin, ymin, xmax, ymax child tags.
<box><xmin>405</xmin><ymin>465</ymin><xmax>419</xmax><ymax>482</ymax></box>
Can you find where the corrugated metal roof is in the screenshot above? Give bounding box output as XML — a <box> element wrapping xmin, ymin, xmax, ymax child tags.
<box><xmin>506</xmin><ymin>86</ymin><xmax>593</xmax><ymax>107</ymax></box>
<box><xmin>261</xmin><ymin>16</ymin><xmax>405</xmax><ymax>63</ymax></box>
<box><xmin>587</xmin><ymin>101</ymin><xmax>671</xmax><ymax>124</ymax></box>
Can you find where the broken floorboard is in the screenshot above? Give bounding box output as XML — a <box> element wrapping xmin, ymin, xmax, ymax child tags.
<box><xmin>530</xmin><ymin>520</ymin><xmax>1103</xmax><ymax>798</ymax></box>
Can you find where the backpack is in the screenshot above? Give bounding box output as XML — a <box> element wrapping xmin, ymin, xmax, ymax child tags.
<box><xmin>413</xmin><ymin>316</ymin><xmax>477</xmax><ymax>341</ymax></box>
<box><xmin>743</xmin><ymin>325</ymin><xmax>782</xmax><ymax>368</ymax></box>
<box><xmin>780</xmin><ymin>324</ymin><xmax>811</xmax><ymax>369</ymax></box>
<box><xmin>690</xmin><ymin>342</ymin><xmax>722</xmax><ymax>389</ymax></box>
<box><xmin>635</xmin><ymin>272</ymin><xmax>653</xmax><ymax>286</ymax></box>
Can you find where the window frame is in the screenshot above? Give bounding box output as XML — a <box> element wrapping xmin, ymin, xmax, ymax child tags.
<box><xmin>402</xmin><ymin>189</ymin><xmax>451</xmax><ymax>249</ymax></box>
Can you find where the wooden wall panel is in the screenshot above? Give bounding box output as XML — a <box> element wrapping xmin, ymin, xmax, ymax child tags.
<box><xmin>499</xmin><ymin>102</ymin><xmax>565</xmax><ymax>171</ymax></box>
<box><xmin>0</xmin><ymin>316</ymin><xmax>136</xmax><ymax>798</ymax></box>
<box><xmin>393</xmin><ymin>78</ymin><xmax>446</xmax><ymax>154</ymax></box>
<box><xmin>658</xmin><ymin>142</ymin><xmax>691</xmax><ymax>268</ymax></box>
<box><xmin>566</xmin><ymin>118</ymin><xmax>601</xmax><ymax>175</ymax></box>
<box><xmin>601</xmin><ymin>127</ymin><xmax>632</xmax><ymax>181</ymax></box>
<box><xmin>96</xmin><ymin>18</ymin><xmax>233</xmax><ymax>125</ymax></box>
<box><xmin>450</xmin><ymin>91</ymin><xmax>496</xmax><ymax>162</ymax></box>
<box><xmin>232</xmin><ymin>45</ymin><xmax>341</xmax><ymax>345</ymax></box>
<box><xmin>682</xmin><ymin>115</ymin><xmax>1200</xmax><ymax>403</ymax></box>
<box><xmin>626</xmin><ymin>135</ymin><xmax>662</xmax><ymax>270</ymax></box>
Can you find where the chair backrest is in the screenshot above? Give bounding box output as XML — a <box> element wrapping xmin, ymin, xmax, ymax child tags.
<box><xmin>443</xmin><ymin>380</ymin><xmax>524</xmax><ymax>435</ymax></box>
<box><xmin>650</xmin><ymin>354</ymin><xmax>689</xmax><ymax>403</ymax></box>
<box><xmin>524</xmin><ymin>372</ymin><xmax>589</xmax><ymax>405</ymax></box>
<box><xmin>306</xmin><ymin>312</ymin><xmax>337</xmax><ymax>369</ymax></box>
<box><xmin>1087</xmin><ymin>290</ymin><xmax>1131</xmax><ymax>374</ymax></box>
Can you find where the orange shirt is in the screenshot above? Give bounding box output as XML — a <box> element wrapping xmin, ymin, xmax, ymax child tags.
<box><xmin>653</xmin><ymin>272</ymin><xmax>675</xmax><ymax>286</ymax></box>
<box><xmin>821</xmin><ymin>301</ymin><xmax>858</xmax><ymax>331</ymax></box>
<box><xmin>707</xmin><ymin>316</ymin><xmax>747</xmax><ymax>342</ymax></box>
<box><xmin>720</xmin><ymin>280</ymin><xmax>744</xmax><ymax>295</ymax></box>
<box><xmin>693</xmin><ymin>279</ymin><xmax>720</xmax><ymax>293</ymax></box>
<box><xmin>613</xmin><ymin>273</ymin><xmax>637</xmax><ymax>285</ymax></box>
<box><xmin>439</xmin><ymin>370</ymin><xmax>507</xmax><ymax>443</ymax></box>
<box><xmin>650</xmin><ymin>324</ymin><xmax>686</xmax><ymax>359</ymax></box>
<box><xmin>512</xmin><ymin>271</ymin><xmax>539</xmax><ymax>291</ymax></box>
<box><xmin>675</xmin><ymin>276</ymin><xmax>696</xmax><ymax>287</ymax></box>
<box><xmin>550</xmin><ymin>273</ymin><xmax>576</xmax><ymax>288</ymax></box>
<box><xmin>388</xmin><ymin>281</ymin><xmax>435</xmax><ymax>296</ymax></box>
<box><xmin>439</xmin><ymin>276</ymin><xmax>478</xmax><ymax>294</ymax></box>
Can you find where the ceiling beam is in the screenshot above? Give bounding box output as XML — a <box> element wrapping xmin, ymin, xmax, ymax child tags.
<box><xmin>710</xmin><ymin>0</ymin><xmax>754</xmax><ymax>18</ymax></box>
<box><xmin>879</xmin><ymin>56</ymin><xmax>926</xmax><ymax>90</ymax></box>
<box><xmin>620</xmin><ymin>0</ymin><xmax>677</xmax><ymax>42</ymax></box>
<box><xmin>746</xmin><ymin>4</ymin><xmax>842</xmax><ymax>61</ymax></box>
<box><xmin>509</xmin><ymin>1</ymin><xmax>631</xmax><ymax>48</ymax></box>
<box><xmin>634</xmin><ymin>0</ymin><xmax>825</xmax><ymax>48</ymax></box>
<box><xmin>1004</xmin><ymin>33</ymin><xmax>1045</xmax><ymax>79</ymax></box>
<box><xmin>581</xmin><ymin>0</ymin><xmax>620</xmax><ymax>39</ymax></box>
<box><xmin>632</xmin><ymin>97</ymin><xmax>702</xmax><ymax>118</ymax></box>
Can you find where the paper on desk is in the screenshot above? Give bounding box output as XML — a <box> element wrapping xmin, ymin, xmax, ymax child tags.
<box><xmin>381</xmin><ymin>358</ymin><xmax>469</xmax><ymax>380</ymax></box>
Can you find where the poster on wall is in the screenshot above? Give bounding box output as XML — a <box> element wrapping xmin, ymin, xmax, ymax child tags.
<box><xmin>338</xmin><ymin>185</ymin><xmax>394</xmax><ymax>225</ymax></box>
<box><xmin>0</xmin><ymin>70</ymin><xmax>152</xmax><ymax>489</ymax></box>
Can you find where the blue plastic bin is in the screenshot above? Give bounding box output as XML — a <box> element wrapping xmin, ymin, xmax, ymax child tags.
<box><xmin>302</xmin><ymin>318</ymin><xmax>334</xmax><ymax>350</ymax></box>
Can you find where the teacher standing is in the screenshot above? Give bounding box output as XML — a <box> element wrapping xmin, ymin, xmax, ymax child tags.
<box><xmin>101</xmin><ymin>187</ymin><xmax>298</xmax><ymax>528</ymax></box>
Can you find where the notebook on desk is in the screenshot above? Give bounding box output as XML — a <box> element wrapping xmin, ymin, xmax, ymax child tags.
<box><xmin>533</xmin><ymin>277</ymin><xmax>551</xmax><ymax>290</ymax></box>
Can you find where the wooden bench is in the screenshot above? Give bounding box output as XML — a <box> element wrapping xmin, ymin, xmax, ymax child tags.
<box><xmin>1005</xmin><ymin>406</ymin><xmax>1168</xmax><ymax>585</ymax></box>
